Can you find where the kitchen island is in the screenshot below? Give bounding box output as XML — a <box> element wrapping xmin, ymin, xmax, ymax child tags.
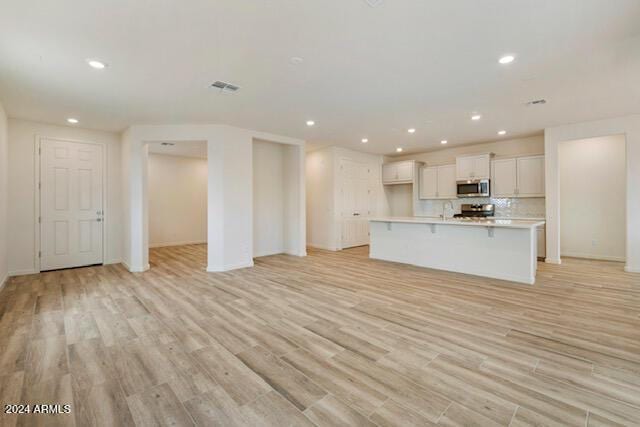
<box><xmin>369</xmin><ymin>217</ymin><xmax>545</xmax><ymax>285</ymax></box>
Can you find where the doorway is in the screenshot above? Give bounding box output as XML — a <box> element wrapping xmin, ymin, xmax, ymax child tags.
<box><xmin>38</xmin><ymin>138</ymin><xmax>105</xmax><ymax>271</ymax></box>
<box><xmin>558</xmin><ymin>134</ymin><xmax>626</xmax><ymax>262</ymax></box>
<box><xmin>340</xmin><ymin>158</ymin><xmax>371</xmax><ymax>248</ymax></box>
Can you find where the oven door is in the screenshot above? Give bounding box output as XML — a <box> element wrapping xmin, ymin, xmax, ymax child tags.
<box><xmin>457</xmin><ymin>180</ymin><xmax>490</xmax><ymax>198</ymax></box>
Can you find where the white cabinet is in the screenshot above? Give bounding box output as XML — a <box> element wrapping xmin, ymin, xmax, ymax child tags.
<box><xmin>537</xmin><ymin>225</ymin><xmax>546</xmax><ymax>259</ymax></box>
<box><xmin>456</xmin><ymin>154</ymin><xmax>491</xmax><ymax>180</ymax></box>
<box><xmin>517</xmin><ymin>156</ymin><xmax>545</xmax><ymax>197</ymax></box>
<box><xmin>419</xmin><ymin>167</ymin><xmax>438</xmax><ymax>199</ymax></box>
<box><xmin>491</xmin><ymin>155</ymin><xmax>545</xmax><ymax>198</ymax></box>
<box><xmin>492</xmin><ymin>158</ymin><xmax>518</xmax><ymax>197</ymax></box>
<box><xmin>419</xmin><ymin>164</ymin><xmax>456</xmax><ymax>199</ymax></box>
<box><xmin>437</xmin><ymin>165</ymin><xmax>457</xmax><ymax>199</ymax></box>
<box><xmin>382</xmin><ymin>160</ymin><xmax>416</xmax><ymax>184</ymax></box>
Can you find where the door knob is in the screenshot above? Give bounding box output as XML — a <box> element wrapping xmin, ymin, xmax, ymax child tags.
<box><xmin>96</xmin><ymin>218</ymin><xmax>102</xmax><ymax>222</ymax></box>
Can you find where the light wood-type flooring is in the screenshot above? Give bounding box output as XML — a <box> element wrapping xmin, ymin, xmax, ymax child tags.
<box><xmin>1</xmin><ymin>244</ymin><xmax>640</xmax><ymax>426</ymax></box>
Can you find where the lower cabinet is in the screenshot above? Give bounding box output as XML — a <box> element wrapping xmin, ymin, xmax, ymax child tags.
<box><xmin>537</xmin><ymin>225</ymin><xmax>546</xmax><ymax>259</ymax></box>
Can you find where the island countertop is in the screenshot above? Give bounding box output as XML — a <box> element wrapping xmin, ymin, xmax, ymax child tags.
<box><xmin>369</xmin><ymin>216</ymin><xmax>545</xmax><ymax>229</ymax></box>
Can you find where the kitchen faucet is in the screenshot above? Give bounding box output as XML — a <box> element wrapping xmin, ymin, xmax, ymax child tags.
<box><xmin>442</xmin><ymin>200</ymin><xmax>454</xmax><ymax>219</ymax></box>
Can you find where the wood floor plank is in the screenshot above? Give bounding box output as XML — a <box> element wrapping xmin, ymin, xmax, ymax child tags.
<box><xmin>0</xmin><ymin>244</ymin><xmax>638</xmax><ymax>426</ymax></box>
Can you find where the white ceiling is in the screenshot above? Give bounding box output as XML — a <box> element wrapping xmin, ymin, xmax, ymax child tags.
<box><xmin>148</xmin><ymin>140</ymin><xmax>207</xmax><ymax>159</ymax></box>
<box><xmin>1</xmin><ymin>0</ymin><xmax>639</xmax><ymax>155</ymax></box>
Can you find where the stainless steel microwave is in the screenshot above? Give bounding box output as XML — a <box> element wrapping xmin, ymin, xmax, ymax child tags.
<box><xmin>456</xmin><ymin>179</ymin><xmax>490</xmax><ymax>198</ymax></box>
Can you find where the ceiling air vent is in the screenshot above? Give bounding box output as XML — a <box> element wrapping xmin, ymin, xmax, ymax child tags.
<box><xmin>526</xmin><ymin>99</ymin><xmax>547</xmax><ymax>106</ymax></box>
<box><xmin>211</xmin><ymin>81</ymin><xmax>240</xmax><ymax>93</ymax></box>
<box><xmin>365</xmin><ymin>0</ymin><xmax>383</xmax><ymax>6</ymax></box>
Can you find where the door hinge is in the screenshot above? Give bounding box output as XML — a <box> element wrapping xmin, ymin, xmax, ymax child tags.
<box><xmin>38</xmin><ymin>147</ymin><xmax>41</xmax><ymax>155</ymax></box>
<box><xmin>38</xmin><ymin>216</ymin><xmax>41</xmax><ymax>223</ymax></box>
<box><xmin>38</xmin><ymin>182</ymin><xmax>41</xmax><ymax>190</ymax></box>
<box><xmin>38</xmin><ymin>251</ymin><xmax>41</xmax><ymax>258</ymax></box>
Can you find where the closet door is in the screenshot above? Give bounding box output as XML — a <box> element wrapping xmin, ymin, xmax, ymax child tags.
<box><xmin>341</xmin><ymin>159</ymin><xmax>371</xmax><ymax>248</ymax></box>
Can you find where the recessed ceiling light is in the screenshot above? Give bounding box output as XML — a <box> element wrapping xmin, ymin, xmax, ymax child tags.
<box><xmin>471</xmin><ymin>114</ymin><xmax>482</xmax><ymax>121</ymax></box>
<box><xmin>290</xmin><ymin>57</ymin><xmax>304</xmax><ymax>65</ymax></box>
<box><xmin>499</xmin><ymin>55</ymin><xmax>515</xmax><ymax>64</ymax></box>
<box><xmin>67</xmin><ymin>118</ymin><xmax>79</xmax><ymax>124</ymax></box>
<box><xmin>86</xmin><ymin>59</ymin><xmax>107</xmax><ymax>69</ymax></box>
<box><xmin>396</xmin><ymin>147</ymin><xmax>403</xmax><ymax>153</ymax></box>
<box><xmin>361</xmin><ymin>138</ymin><xmax>368</xmax><ymax>143</ymax></box>
<box><xmin>407</xmin><ymin>128</ymin><xmax>416</xmax><ymax>134</ymax></box>
<box><xmin>306</xmin><ymin>120</ymin><xmax>315</xmax><ymax>127</ymax></box>
<box><xmin>441</xmin><ymin>140</ymin><xmax>448</xmax><ymax>144</ymax></box>
<box><xmin>498</xmin><ymin>130</ymin><xmax>507</xmax><ymax>135</ymax></box>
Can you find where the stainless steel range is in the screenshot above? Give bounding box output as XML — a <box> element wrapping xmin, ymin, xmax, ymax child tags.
<box><xmin>453</xmin><ymin>204</ymin><xmax>495</xmax><ymax>219</ymax></box>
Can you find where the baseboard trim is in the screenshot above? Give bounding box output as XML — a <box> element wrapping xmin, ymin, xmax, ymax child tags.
<box><xmin>307</xmin><ymin>243</ymin><xmax>338</xmax><ymax>251</ymax></box>
<box><xmin>122</xmin><ymin>260</ymin><xmax>150</xmax><ymax>273</ymax></box>
<box><xmin>0</xmin><ymin>273</ymin><xmax>8</xmax><ymax>292</ymax></box>
<box><xmin>544</xmin><ymin>257</ymin><xmax>562</xmax><ymax>265</ymax></box>
<box><xmin>561</xmin><ymin>252</ymin><xmax>626</xmax><ymax>262</ymax></box>
<box><xmin>625</xmin><ymin>266</ymin><xmax>639</xmax><ymax>273</ymax></box>
<box><xmin>8</xmin><ymin>269</ymin><xmax>39</xmax><ymax>276</ymax></box>
<box><xmin>207</xmin><ymin>260</ymin><xmax>254</xmax><ymax>272</ymax></box>
<box><xmin>149</xmin><ymin>240</ymin><xmax>207</xmax><ymax>249</ymax></box>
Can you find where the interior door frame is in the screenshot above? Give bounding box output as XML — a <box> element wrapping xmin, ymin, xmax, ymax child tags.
<box><xmin>34</xmin><ymin>135</ymin><xmax>108</xmax><ymax>273</ymax></box>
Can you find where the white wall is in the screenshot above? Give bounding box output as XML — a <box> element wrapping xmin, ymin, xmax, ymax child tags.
<box><xmin>385</xmin><ymin>184</ymin><xmax>413</xmax><ymax>216</ymax></box>
<box><xmin>253</xmin><ymin>140</ymin><xmax>285</xmax><ymax>257</ymax></box>
<box><xmin>558</xmin><ymin>135</ymin><xmax>626</xmax><ymax>261</ymax></box>
<box><xmin>148</xmin><ymin>153</ymin><xmax>207</xmax><ymax>248</ymax></box>
<box><xmin>7</xmin><ymin>118</ymin><xmax>122</xmax><ymax>275</ymax></box>
<box><xmin>121</xmin><ymin>124</ymin><xmax>305</xmax><ymax>273</ymax></box>
<box><xmin>306</xmin><ymin>148</ymin><xmax>336</xmax><ymax>250</ymax></box>
<box><xmin>0</xmin><ymin>102</ymin><xmax>8</xmax><ymax>288</ymax></box>
<box><xmin>545</xmin><ymin>114</ymin><xmax>640</xmax><ymax>273</ymax></box>
<box><xmin>306</xmin><ymin>146</ymin><xmax>386</xmax><ymax>251</ymax></box>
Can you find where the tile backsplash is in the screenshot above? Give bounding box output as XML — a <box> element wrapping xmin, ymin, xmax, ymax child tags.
<box><xmin>415</xmin><ymin>197</ymin><xmax>545</xmax><ymax>219</ymax></box>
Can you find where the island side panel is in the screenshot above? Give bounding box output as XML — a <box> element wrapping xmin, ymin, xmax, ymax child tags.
<box><xmin>369</xmin><ymin>221</ymin><xmax>537</xmax><ymax>284</ymax></box>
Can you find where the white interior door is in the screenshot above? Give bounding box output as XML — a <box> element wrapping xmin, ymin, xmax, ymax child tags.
<box><xmin>40</xmin><ymin>139</ymin><xmax>104</xmax><ymax>271</ymax></box>
<box><xmin>341</xmin><ymin>159</ymin><xmax>371</xmax><ymax>248</ymax></box>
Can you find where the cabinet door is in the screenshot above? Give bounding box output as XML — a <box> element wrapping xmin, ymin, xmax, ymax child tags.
<box><xmin>419</xmin><ymin>167</ymin><xmax>438</xmax><ymax>199</ymax></box>
<box><xmin>437</xmin><ymin>165</ymin><xmax>457</xmax><ymax>198</ymax></box>
<box><xmin>517</xmin><ymin>156</ymin><xmax>545</xmax><ymax>197</ymax></box>
<box><xmin>537</xmin><ymin>226</ymin><xmax>546</xmax><ymax>258</ymax></box>
<box><xmin>456</xmin><ymin>156</ymin><xmax>475</xmax><ymax>180</ymax></box>
<box><xmin>492</xmin><ymin>158</ymin><xmax>517</xmax><ymax>197</ymax></box>
<box><xmin>396</xmin><ymin>161</ymin><xmax>414</xmax><ymax>182</ymax></box>
<box><xmin>473</xmin><ymin>155</ymin><xmax>491</xmax><ymax>179</ymax></box>
<box><xmin>382</xmin><ymin>163</ymin><xmax>397</xmax><ymax>183</ymax></box>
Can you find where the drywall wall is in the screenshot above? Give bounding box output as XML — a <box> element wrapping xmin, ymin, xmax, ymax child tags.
<box><xmin>306</xmin><ymin>147</ymin><xmax>335</xmax><ymax>250</ymax></box>
<box><xmin>559</xmin><ymin>135</ymin><xmax>626</xmax><ymax>261</ymax></box>
<box><xmin>545</xmin><ymin>114</ymin><xmax>640</xmax><ymax>273</ymax></box>
<box><xmin>7</xmin><ymin>118</ymin><xmax>122</xmax><ymax>275</ymax></box>
<box><xmin>253</xmin><ymin>140</ymin><xmax>285</xmax><ymax>257</ymax></box>
<box><xmin>305</xmin><ymin>146</ymin><xmax>387</xmax><ymax>251</ymax></box>
<box><xmin>148</xmin><ymin>153</ymin><xmax>207</xmax><ymax>248</ymax></box>
<box><xmin>394</xmin><ymin>135</ymin><xmax>544</xmax><ymax>166</ymax></box>
<box><xmin>121</xmin><ymin>124</ymin><xmax>305</xmax><ymax>272</ymax></box>
<box><xmin>0</xmin><ymin>102</ymin><xmax>8</xmax><ymax>288</ymax></box>
<box><xmin>385</xmin><ymin>184</ymin><xmax>413</xmax><ymax>216</ymax></box>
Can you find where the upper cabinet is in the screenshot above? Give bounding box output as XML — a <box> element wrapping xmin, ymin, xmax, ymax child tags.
<box><xmin>382</xmin><ymin>160</ymin><xmax>416</xmax><ymax>184</ymax></box>
<box><xmin>456</xmin><ymin>153</ymin><xmax>491</xmax><ymax>180</ymax></box>
<box><xmin>419</xmin><ymin>164</ymin><xmax>456</xmax><ymax>199</ymax></box>
<box><xmin>491</xmin><ymin>155</ymin><xmax>545</xmax><ymax>198</ymax></box>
